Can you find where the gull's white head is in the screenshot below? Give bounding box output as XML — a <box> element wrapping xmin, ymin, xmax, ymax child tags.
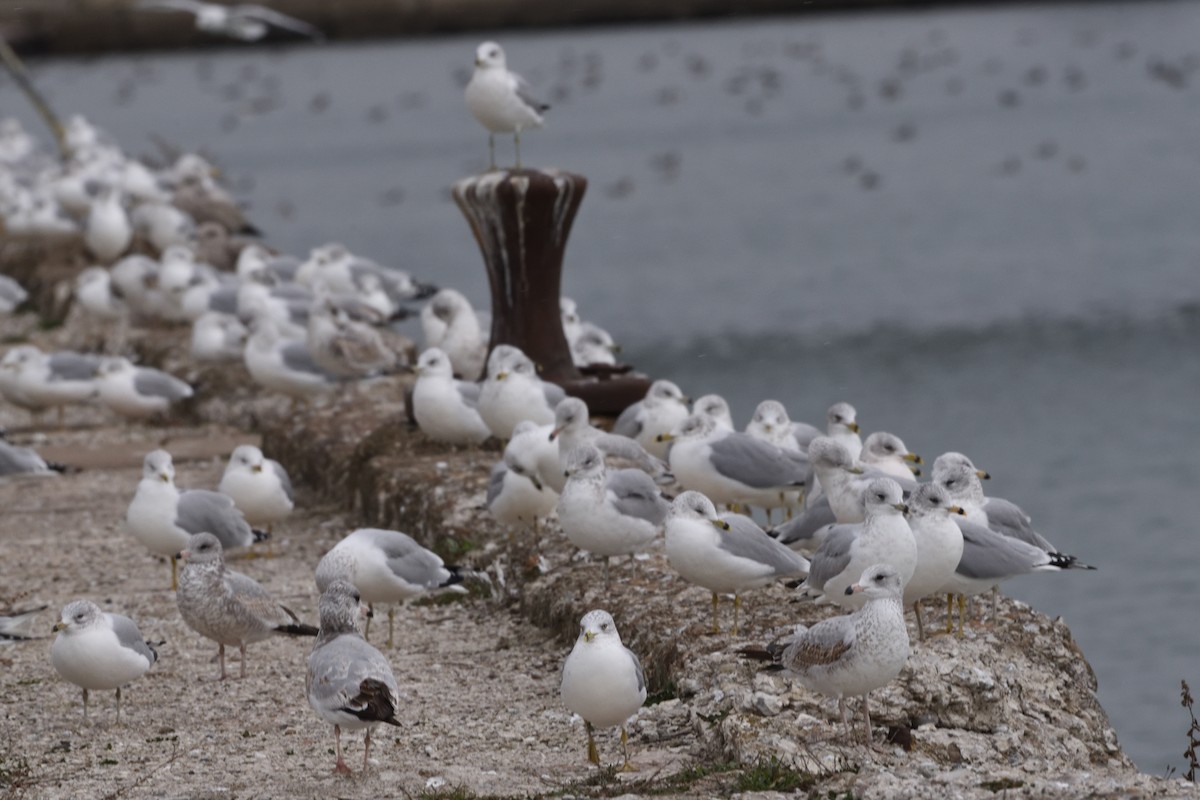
<box><xmin>486</xmin><ymin>344</ymin><xmax>533</xmax><ymax>381</ymax></box>
<box><xmin>646</xmin><ymin>379</ymin><xmax>688</xmax><ymax>406</ymax></box>
<box><xmin>474</xmin><ymin>41</ymin><xmax>507</xmax><ymax>70</ymax></box>
<box><xmin>935</xmin><ymin>463</ymin><xmax>987</xmax><ymax>506</ymax></box>
<box><xmin>932</xmin><ymin>451</ymin><xmax>990</xmax><ymax>482</ymax></box>
<box><xmin>667</xmin><ymin>490</ymin><xmax>728</xmax><ymax>530</ymax></box>
<box><xmin>907</xmin><ymin>483</ymin><xmax>965</xmax><ymax>520</ymax></box>
<box><xmin>656</xmin><ymin>412</ymin><xmax>716</xmax><ymax>445</ymax></box>
<box><xmin>563</xmin><ymin>444</ymin><xmax>604</xmax><ymax>481</ymax></box>
<box><xmin>846</xmin><ymin>563</ymin><xmax>904</xmax><ymax>600</ymax></box>
<box><xmin>415</xmin><ymin>347</ymin><xmax>454</xmax><ymax>378</ymax></box>
<box><xmin>576</xmin><ymin>609</ymin><xmax>621</xmax><ymax>645</ymax></box>
<box><xmin>142</xmin><ymin>448</ymin><xmax>175</xmax><ymax>483</ymax></box>
<box><xmin>861</xmin><ymin>477</ymin><xmax>908</xmax><ymax>517</ymax></box>
<box><xmin>550</xmin><ymin>397</ymin><xmax>589</xmax><ymax>440</ymax></box>
<box><xmin>694</xmin><ymin>394</ymin><xmax>733</xmax><ymax>429</ymax></box>
<box><xmin>228</xmin><ymin>444</ymin><xmax>265</xmax><ymax>474</ymax></box>
<box><xmin>862</xmin><ymin>432</ymin><xmax>921</xmax><ymax>468</ymax></box>
<box><xmin>96</xmin><ymin>356</ymin><xmax>135</xmax><ymax>378</ymax></box>
<box><xmin>53</xmin><ymin>600</ymin><xmax>103</xmax><ymax>634</ymax></box>
<box><xmin>750</xmin><ymin>399</ymin><xmax>790</xmax><ymax>433</ymax></box>
<box><xmin>826</xmin><ymin>401</ymin><xmax>859</xmax><ymax>435</ymax></box>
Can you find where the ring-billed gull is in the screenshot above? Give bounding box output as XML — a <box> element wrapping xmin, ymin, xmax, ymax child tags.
<box><xmin>465</xmin><ymin>41</ymin><xmax>550</xmax><ymax>170</ymax></box>
<box><xmin>557</xmin><ymin>445</ymin><xmax>668</xmax><ymax>586</ymax></box>
<box><xmin>95</xmin><ymin>356</ymin><xmax>193</xmax><ymax>419</ymax></box>
<box><xmin>902</xmin><ymin>483</ymin><xmax>965</xmax><ymax>640</ymax></box>
<box><xmin>127</xmin><ymin>449</ymin><xmax>268</xmax><ymax>589</ymax></box>
<box><xmin>315</xmin><ymin>528</ymin><xmax>464</xmax><ymax>648</ymax></box>
<box><xmin>824</xmin><ymin>401</ymin><xmax>862</xmax><ymax>461</ymax></box>
<box><xmin>190</xmin><ymin>312</ymin><xmax>248</xmax><ymax>362</ymax></box>
<box><xmin>611</xmin><ymin>379</ymin><xmax>690</xmax><ymax>460</ymax></box>
<box><xmin>136</xmin><ymin>0</ymin><xmax>325</xmax><ymax>41</ymax></box>
<box><xmin>177</xmin><ymin>532</ymin><xmax>317</xmax><ymax>680</ymax></box>
<box><xmin>478</xmin><ymin>345</ymin><xmax>566</xmax><ymax>440</ymax></box>
<box><xmin>745</xmin><ymin>400</ymin><xmax>807</xmax><ymax>453</ymax></box>
<box><xmin>1</xmin><ymin>604</ymin><xmax>46</xmax><ymax>644</ymax></box>
<box><xmin>657</xmin><ymin>414</ymin><xmax>810</xmax><ymax>511</ymax></box>
<box><xmin>486</xmin><ymin>421</ymin><xmax>559</xmax><ymax>531</ymax></box>
<box><xmin>307</xmin><ymin>580</ymin><xmax>400</xmax><ymax>775</ymax></box>
<box><xmin>570</xmin><ymin>323</ymin><xmax>620</xmax><ymax>368</ymax></box>
<box><xmin>218</xmin><ymin>444</ymin><xmax>294</xmax><ymax>533</ymax></box>
<box><xmin>859</xmin><ymin>432</ymin><xmax>922</xmax><ymax>481</ymax></box>
<box><xmin>412</xmin><ymin>347</ymin><xmax>491</xmax><ymax>445</ymax></box>
<box><xmin>938</xmin><ymin>517</ymin><xmax>1096</xmax><ymax>637</ymax></box>
<box><xmin>560</xmin><ymin>610</ymin><xmax>646</xmax><ymax>770</ymax></box>
<box><xmin>243</xmin><ymin>317</ymin><xmax>342</xmax><ymax>401</ymax></box>
<box><xmin>420</xmin><ymin>289</ymin><xmax>487</xmax><ymax>380</ymax></box>
<box><xmin>51</xmin><ymin>600</ymin><xmax>159</xmax><ymax>721</ymax></box>
<box><xmin>84</xmin><ymin>186</ymin><xmax>132</xmax><ymax>263</ymax></box>
<box><xmin>933</xmin><ymin>460</ymin><xmax>1071</xmax><ymax>555</ymax></box>
<box><xmin>693</xmin><ymin>394</ymin><xmax>734</xmax><ymax>431</ymax></box>
<box><xmin>797</xmin><ymin>478</ymin><xmax>915</xmax><ymax>609</ymax></box>
<box><xmin>932</xmin><ymin>451</ymin><xmax>991</xmax><ymax>481</ymax></box>
<box><xmin>0</xmin><ymin>433</ymin><xmax>66</xmax><ymax>478</ymax></box>
<box><xmin>550</xmin><ymin>397</ymin><xmax>669</xmax><ymax>481</ymax></box>
<box><xmin>664</xmin><ymin>491</ymin><xmax>809</xmax><ymax>634</ymax></box>
<box><xmin>745</xmin><ymin>564</ymin><xmax>909</xmax><ymax>746</ymax></box>
<box><xmin>5</xmin><ymin>346</ymin><xmax>100</xmax><ymax>425</ymax></box>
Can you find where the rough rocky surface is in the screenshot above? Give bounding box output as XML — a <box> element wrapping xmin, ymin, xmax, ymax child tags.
<box><xmin>0</xmin><ymin>313</ymin><xmax>1195</xmax><ymax>799</ymax></box>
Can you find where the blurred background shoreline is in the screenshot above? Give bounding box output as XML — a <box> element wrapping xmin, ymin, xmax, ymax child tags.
<box><xmin>2</xmin><ymin>0</ymin><xmax>1177</xmax><ymax>55</ymax></box>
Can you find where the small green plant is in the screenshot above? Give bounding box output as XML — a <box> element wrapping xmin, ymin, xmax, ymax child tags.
<box><xmin>1182</xmin><ymin>680</ymin><xmax>1199</xmax><ymax>782</ymax></box>
<box><xmin>735</xmin><ymin>756</ymin><xmax>816</xmax><ymax>793</ymax></box>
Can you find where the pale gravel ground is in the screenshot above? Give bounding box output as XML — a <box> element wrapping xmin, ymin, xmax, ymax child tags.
<box><xmin>0</xmin><ymin>420</ymin><xmax>691</xmax><ymax>800</ymax></box>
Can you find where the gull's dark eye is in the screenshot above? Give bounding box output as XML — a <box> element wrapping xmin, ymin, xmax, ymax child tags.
<box><xmin>930</xmin><ymin>496</ymin><xmax>940</xmax><ymax>504</ymax></box>
<box><xmin>601</xmin><ymin>622</ymin><xmax>609</xmax><ymax>630</ymax></box>
<box><xmin>884</xmin><ymin>444</ymin><xmax>895</xmax><ymax>452</ymax></box>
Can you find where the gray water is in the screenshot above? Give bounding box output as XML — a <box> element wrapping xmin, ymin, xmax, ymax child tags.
<box><xmin>4</xmin><ymin>0</ymin><xmax>1199</xmax><ymax>773</ymax></box>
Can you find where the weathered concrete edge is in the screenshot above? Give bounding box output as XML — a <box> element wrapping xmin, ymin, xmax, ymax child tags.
<box><xmin>255</xmin><ymin>389</ymin><xmax>1177</xmax><ymax>797</ymax></box>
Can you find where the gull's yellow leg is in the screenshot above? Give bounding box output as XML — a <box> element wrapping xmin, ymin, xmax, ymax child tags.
<box><xmin>620</xmin><ymin>726</ymin><xmax>636</xmax><ymax>772</ymax></box>
<box><xmin>585</xmin><ymin>721</ymin><xmax>600</xmax><ymax>766</ymax></box>
<box><xmin>710</xmin><ymin>592</ymin><xmax>720</xmax><ymax>634</ymax></box>
<box><xmin>732</xmin><ymin>594</ymin><xmax>742</xmax><ymax>636</ymax></box>
<box><xmin>387</xmin><ymin>606</ymin><xmax>395</xmax><ymax>649</ymax></box>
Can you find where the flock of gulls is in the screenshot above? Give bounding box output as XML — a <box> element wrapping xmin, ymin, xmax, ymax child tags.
<box><xmin>0</xmin><ymin>37</ymin><xmax>1098</xmax><ymax>778</ymax></box>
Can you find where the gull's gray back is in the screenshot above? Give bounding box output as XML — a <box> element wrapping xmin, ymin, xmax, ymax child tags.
<box><xmin>108</xmin><ymin>613</ymin><xmax>157</xmax><ymax>664</ymax></box>
<box><xmin>176</xmin><ymin>490</ymin><xmax>254</xmax><ymax>549</ymax></box>
<box><xmin>606</xmin><ymin>469</ymin><xmax>668</xmax><ymax>525</ymax></box>
<box><xmin>709</xmin><ymin>434</ymin><xmax>810</xmax><ymax>489</ymax></box>
<box><xmin>805</xmin><ymin>524</ymin><xmax>861</xmax><ymax>590</ymax></box>
<box><xmin>133</xmin><ymin>369</ymin><xmax>191</xmax><ymax>401</ymax></box>
<box><xmin>717</xmin><ymin>515</ymin><xmax>809</xmax><ymax>577</ymax></box>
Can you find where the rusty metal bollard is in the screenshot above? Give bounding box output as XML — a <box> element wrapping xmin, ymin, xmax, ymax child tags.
<box><xmin>452</xmin><ymin>168</ymin><xmax>650</xmax><ymax>415</ymax></box>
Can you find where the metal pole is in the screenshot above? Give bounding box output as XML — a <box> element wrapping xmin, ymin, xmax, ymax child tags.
<box><xmin>0</xmin><ymin>34</ymin><xmax>69</xmax><ymax>159</ymax></box>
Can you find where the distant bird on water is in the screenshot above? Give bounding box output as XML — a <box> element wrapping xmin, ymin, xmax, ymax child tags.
<box><xmin>465</xmin><ymin>41</ymin><xmax>550</xmax><ymax>170</ymax></box>
<box><xmin>136</xmin><ymin>0</ymin><xmax>325</xmax><ymax>42</ymax></box>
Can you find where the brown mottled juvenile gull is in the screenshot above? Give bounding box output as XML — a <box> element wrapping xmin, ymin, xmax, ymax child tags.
<box><xmin>744</xmin><ymin>563</ymin><xmax>909</xmax><ymax>746</ymax></box>
<box><xmin>51</xmin><ymin>600</ymin><xmax>159</xmax><ymax>721</ymax></box>
<box><xmin>307</xmin><ymin>579</ymin><xmax>401</xmax><ymax>775</ymax></box>
<box><xmin>176</xmin><ymin>533</ymin><xmax>316</xmax><ymax>680</ymax></box>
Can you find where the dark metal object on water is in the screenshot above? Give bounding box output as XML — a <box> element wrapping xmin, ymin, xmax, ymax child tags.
<box><xmin>452</xmin><ymin>168</ymin><xmax>650</xmax><ymax>415</ymax></box>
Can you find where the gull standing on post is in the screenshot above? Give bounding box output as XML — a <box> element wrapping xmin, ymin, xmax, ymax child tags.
<box><xmin>51</xmin><ymin>600</ymin><xmax>159</xmax><ymax>722</ymax></box>
<box><xmin>560</xmin><ymin>610</ymin><xmax>646</xmax><ymax>770</ymax></box>
<box><xmin>307</xmin><ymin>580</ymin><xmax>401</xmax><ymax>775</ymax></box>
<box><xmin>465</xmin><ymin>41</ymin><xmax>550</xmax><ymax>170</ymax></box>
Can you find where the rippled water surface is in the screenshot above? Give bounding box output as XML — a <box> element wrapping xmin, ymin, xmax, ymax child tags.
<box><xmin>5</xmin><ymin>0</ymin><xmax>1199</xmax><ymax>772</ymax></box>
